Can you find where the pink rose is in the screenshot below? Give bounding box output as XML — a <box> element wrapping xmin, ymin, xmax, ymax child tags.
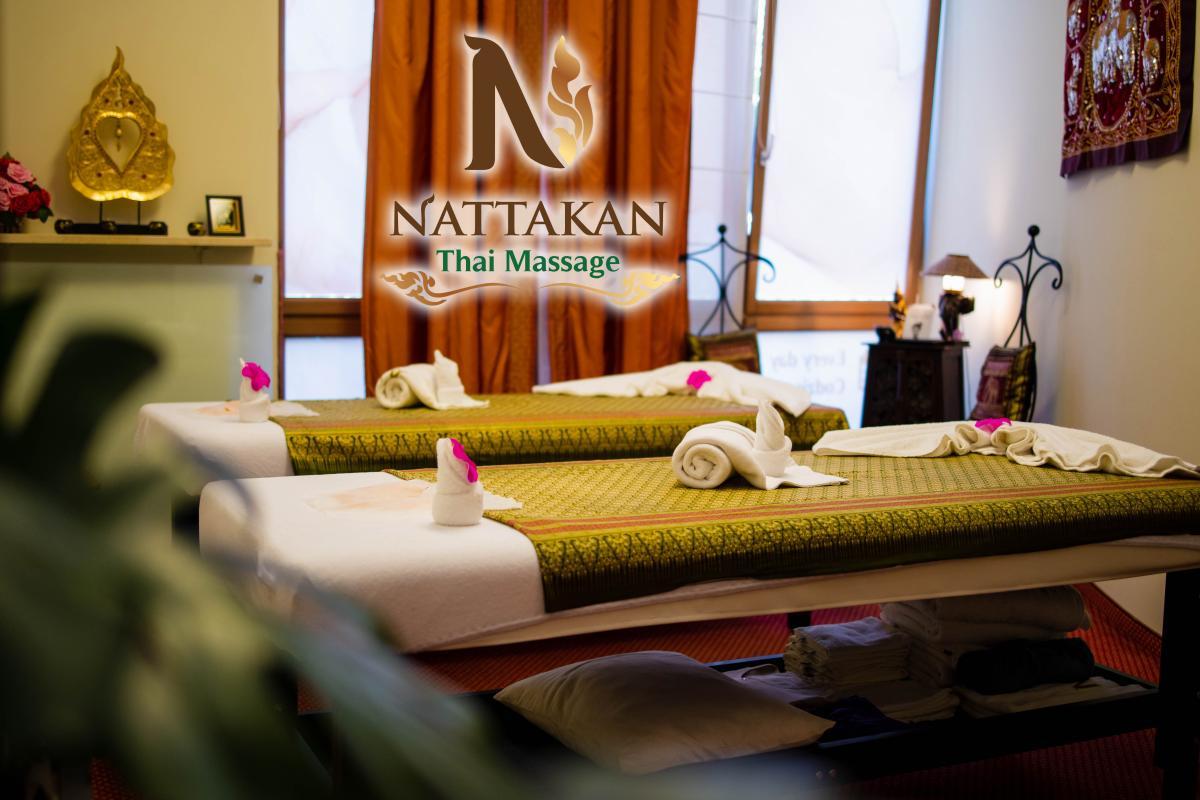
<box><xmin>686</xmin><ymin>369</ymin><xmax>712</xmax><ymax>391</ymax></box>
<box><xmin>0</xmin><ymin>192</ymin><xmax>8</xmax><ymax>212</ymax></box>
<box><xmin>6</xmin><ymin>161</ymin><xmax>33</xmax><ymax>184</ymax></box>
<box><xmin>1</xmin><ymin>179</ymin><xmax>27</xmax><ymax>198</ymax></box>
<box><xmin>449</xmin><ymin>438</ymin><xmax>479</xmax><ymax>483</ymax></box>
<box><xmin>975</xmin><ymin>417</ymin><xmax>1012</xmax><ymax>434</ymax></box>
<box><xmin>240</xmin><ymin>361</ymin><xmax>271</xmax><ymax>392</ymax></box>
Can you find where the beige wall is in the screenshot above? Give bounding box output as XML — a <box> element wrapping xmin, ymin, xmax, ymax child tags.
<box><xmin>929</xmin><ymin>0</ymin><xmax>1200</xmax><ymax>631</ymax></box>
<box><xmin>0</xmin><ymin>0</ymin><xmax>279</xmax><ymax>473</ymax></box>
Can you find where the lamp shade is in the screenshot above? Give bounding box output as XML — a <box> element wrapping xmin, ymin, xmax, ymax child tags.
<box><xmin>924</xmin><ymin>253</ymin><xmax>988</xmax><ymax>279</ymax></box>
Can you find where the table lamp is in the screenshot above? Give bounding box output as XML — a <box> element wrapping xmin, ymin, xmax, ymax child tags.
<box><xmin>924</xmin><ymin>254</ymin><xmax>987</xmax><ymax>341</ymax></box>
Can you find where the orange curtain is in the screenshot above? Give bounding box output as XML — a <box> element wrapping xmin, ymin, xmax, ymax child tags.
<box><xmin>545</xmin><ymin>0</ymin><xmax>698</xmax><ymax>380</ymax></box>
<box><xmin>361</xmin><ymin>0</ymin><xmax>540</xmax><ymax>394</ymax></box>
<box><xmin>363</xmin><ymin>0</ymin><xmax>697</xmax><ymax>389</ymax></box>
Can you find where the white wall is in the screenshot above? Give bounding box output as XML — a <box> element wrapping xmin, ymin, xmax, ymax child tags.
<box><xmin>929</xmin><ymin>0</ymin><xmax>1200</xmax><ymax>631</ymax></box>
<box><xmin>0</xmin><ymin>0</ymin><xmax>279</xmax><ymax>474</ymax></box>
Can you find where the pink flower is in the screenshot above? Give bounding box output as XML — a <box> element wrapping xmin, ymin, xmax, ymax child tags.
<box><xmin>975</xmin><ymin>417</ymin><xmax>1012</xmax><ymax>434</ymax></box>
<box><xmin>686</xmin><ymin>369</ymin><xmax>712</xmax><ymax>391</ymax></box>
<box><xmin>241</xmin><ymin>361</ymin><xmax>271</xmax><ymax>392</ymax></box>
<box><xmin>449</xmin><ymin>438</ymin><xmax>478</xmax><ymax>483</ymax></box>
<box><xmin>1</xmin><ymin>178</ymin><xmax>27</xmax><ymax>198</ymax></box>
<box><xmin>0</xmin><ymin>192</ymin><xmax>8</xmax><ymax>212</ymax></box>
<box><xmin>6</xmin><ymin>161</ymin><xmax>33</xmax><ymax>184</ymax></box>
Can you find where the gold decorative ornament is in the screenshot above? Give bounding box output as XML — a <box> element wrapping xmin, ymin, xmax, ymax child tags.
<box><xmin>67</xmin><ymin>48</ymin><xmax>173</xmax><ymax>202</ymax></box>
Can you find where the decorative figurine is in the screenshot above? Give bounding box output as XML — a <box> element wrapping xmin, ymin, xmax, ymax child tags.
<box><xmin>59</xmin><ymin>48</ymin><xmax>173</xmax><ymax>235</ymax></box>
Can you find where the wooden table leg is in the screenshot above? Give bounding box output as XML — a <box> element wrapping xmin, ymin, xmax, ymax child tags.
<box><xmin>1156</xmin><ymin>568</ymin><xmax>1200</xmax><ymax>799</ymax></box>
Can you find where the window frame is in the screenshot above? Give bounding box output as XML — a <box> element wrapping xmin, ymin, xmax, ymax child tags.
<box><xmin>743</xmin><ymin>0</ymin><xmax>943</xmax><ymax>331</ymax></box>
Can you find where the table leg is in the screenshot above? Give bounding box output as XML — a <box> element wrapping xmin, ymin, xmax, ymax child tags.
<box><xmin>1156</xmin><ymin>568</ymin><xmax>1200</xmax><ymax>799</ymax></box>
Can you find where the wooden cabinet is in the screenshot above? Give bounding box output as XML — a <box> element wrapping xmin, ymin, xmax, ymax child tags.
<box><xmin>862</xmin><ymin>341</ymin><xmax>967</xmax><ymax>427</ymax></box>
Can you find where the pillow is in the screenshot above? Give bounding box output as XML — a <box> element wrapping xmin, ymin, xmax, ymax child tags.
<box><xmin>687</xmin><ymin>330</ymin><xmax>761</xmax><ymax>373</ymax></box>
<box><xmin>494</xmin><ymin>651</ymin><xmax>834</xmax><ymax>774</ymax></box>
<box><xmin>971</xmin><ymin>343</ymin><xmax>1037</xmax><ymax>422</ymax></box>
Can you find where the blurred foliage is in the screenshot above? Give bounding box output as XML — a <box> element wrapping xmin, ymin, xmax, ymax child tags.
<box><xmin>0</xmin><ymin>293</ymin><xmax>542</xmax><ymax>799</ymax></box>
<box><xmin>0</xmin><ymin>293</ymin><xmax>805</xmax><ymax>800</ymax></box>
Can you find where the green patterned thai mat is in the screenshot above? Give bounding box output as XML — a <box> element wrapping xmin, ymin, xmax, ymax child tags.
<box><xmin>273</xmin><ymin>395</ymin><xmax>848</xmax><ymax>474</ymax></box>
<box><xmin>388</xmin><ymin>454</ymin><xmax>1200</xmax><ymax>611</ymax></box>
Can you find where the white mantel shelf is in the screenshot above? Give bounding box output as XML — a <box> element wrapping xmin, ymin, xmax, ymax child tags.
<box><xmin>0</xmin><ymin>233</ymin><xmax>272</xmax><ymax>248</ymax></box>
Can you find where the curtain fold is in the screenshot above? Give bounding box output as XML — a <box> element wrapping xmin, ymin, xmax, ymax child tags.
<box><xmin>362</xmin><ymin>0</ymin><xmax>697</xmax><ymax>390</ymax></box>
<box><xmin>362</xmin><ymin>0</ymin><xmax>539</xmax><ymax>394</ymax></box>
<box><xmin>545</xmin><ymin>0</ymin><xmax>697</xmax><ymax>380</ymax></box>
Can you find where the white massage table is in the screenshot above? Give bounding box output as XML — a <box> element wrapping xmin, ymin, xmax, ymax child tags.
<box><xmin>199</xmin><ymin>470</ymin><xmax>1200</xmax><ymax>653</ymax></box>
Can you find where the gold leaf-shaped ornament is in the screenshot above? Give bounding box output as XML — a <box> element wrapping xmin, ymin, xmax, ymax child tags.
<box><xmin>67</xmin><ymin>48</ymin><xmax>174</xmax><ymax>202</ymax></box>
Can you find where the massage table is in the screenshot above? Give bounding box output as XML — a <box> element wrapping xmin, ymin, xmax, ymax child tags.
<box><xmin>137</xmin><ymin>395</ymin><xmax>849</xmax><ymax>495</ymax></box>
<box><xmin>199</xmin><ymin>453</ymin><xmax>1200</xmax><ymax>796</ymax></box>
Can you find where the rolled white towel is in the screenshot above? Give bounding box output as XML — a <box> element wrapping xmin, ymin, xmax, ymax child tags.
<box><xmin>432</xmin><ymin>437</ymin><xmax>484</xmax><ymax>526</ymax></box>
<box><xmin>672</xmin><ymin>420</ymin><xmax>847</xmax><ymax>491</ymax></box>
<box><xmin>237</xmin><ymin>359</ymin><xmax>271</xmax><ymax>423</ymax></box>
<box><xmin>375</xmin><ymin>351</ymin><xmax>489</xmax><ymax>410</ymax></box>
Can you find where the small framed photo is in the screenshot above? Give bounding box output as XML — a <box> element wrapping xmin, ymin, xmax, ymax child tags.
<box><xmin>205</xmin><ymin>195</ymin><xmax>244</xmax><ymax>236</ymax></box>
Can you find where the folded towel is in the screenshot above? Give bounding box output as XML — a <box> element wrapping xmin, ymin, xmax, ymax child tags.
<box><xmin>785</xmin><ymin>617</ymin><xmax>910</xmax><ymax>687</ymax></box>
<box><xmin>955</xmin><ymin>638</ymin><xmax>1096</xmax><ymax>695</ymax></box>
<box><xmin>957</xmin><ymin>677</ymin><xmax>1146</xmax><ymax>718</ymax></box>
<box><xmin>849</xmin><ymin>680</ymin><xmax>960</xmax><ymax>723</ymax></box>
<box><xmin>907</xmin><ymin>639</ymin><xmax>980</xmax><ymax>688</ymax></box>
<box><xmin>672</xmin><ymin>402</ymin><xmax>847</xmax><ymax>490</ymax></box>
<box><xmin>432</xmin><ymin>437</ymin><xmax>484</xmax><ymax>526</ymax></box>
<box><xmin>237</xmin><ymin>359</ymin><xmax>271</xmax><ymax>423</ymax></box>
<box><xmin>729</xmin><ymin>667</ymin><xmax>957</xmax><ymax>724</ymax></box>
<box><xmin>813</xmin><ymin>421</ymin><xmax>1198</xmax><ymax>479</ymax></box>
<box><xmin>881</xmin><ymin>602</ymin><xmax>1066</xmax><ymax>645</ymax></box>
<box><xmin>534</xmin><ymin>360</ymin><xmax>812</xmax><ymax>416</ymax></box>
<box><xmin>905</xmin><ymin>587</ymin><xmax>1091</xmax><ymax>633</ymax></box>
<box><xmin>375</xmin><ymin>351</ymin><xmax>489</xmax><ymax>410</ymax></box>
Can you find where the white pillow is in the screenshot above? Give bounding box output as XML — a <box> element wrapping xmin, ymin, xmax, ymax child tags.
<box><xmin>494</xmin><ymin>651</ymin><xmax>835</xmax><ymax>774</ymax></box>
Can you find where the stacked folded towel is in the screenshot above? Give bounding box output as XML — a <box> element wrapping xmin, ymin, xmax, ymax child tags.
<box><xmin>672</xmin><ymin>400</ymin><xmax>848</xmax><ymax>490</ymax></box>
<box><xmin>882</xmin><ymin>587</ymin><xmax>1096</xmax><ymax>697</ymax></box>
<box><xmin>783</xmin><ymin>617</ymin><xmax>909</xmax><ymax>687</ymax></box>
<box><xmin>375</xmin><ymin>351</ymin><xmax>488</xmax><ymax>410</ymax></box>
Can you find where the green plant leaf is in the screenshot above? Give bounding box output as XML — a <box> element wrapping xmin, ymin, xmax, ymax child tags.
<box><xmin>11</xmin><ymin>331</ymin><xmax>158</xmax><ymax>487</ymax></box>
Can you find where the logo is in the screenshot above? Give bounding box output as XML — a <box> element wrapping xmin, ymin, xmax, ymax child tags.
<box><xmin>383</xmin><ymin>32</ymin><xmax>678</xmax><ymax>311</ymax></box>
<box><xmin>465</xmin><ymin>35</ymin><xmax>594</xmax><ymax>170</ymax></box>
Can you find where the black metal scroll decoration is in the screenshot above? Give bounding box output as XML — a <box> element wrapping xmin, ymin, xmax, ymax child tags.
<box><xmin>993</xmin><ymin>224</ymin><xmax>1064</xmax><ymax>348</ymax></box>
<box><xmin>680</xmin><ymin>224</ymin><xmax>776</xmax><ymax>335</ymax></box>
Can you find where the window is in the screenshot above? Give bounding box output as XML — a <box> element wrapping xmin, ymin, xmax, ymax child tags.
<box><xmin>280</xmin><ymin>0</ymin><xmax>374</xmax><ymax>398</ymax></box>
<box><xmin>745</xmin><ymin>0</ymin><xmax>941</xmax><ymax>330</ymax></box>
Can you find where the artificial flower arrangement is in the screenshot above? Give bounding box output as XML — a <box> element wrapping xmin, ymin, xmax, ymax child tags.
<box><xmin>0</xmin><ymin>154</ymin><xmax>53</xmax><ymax>232</ymax></box>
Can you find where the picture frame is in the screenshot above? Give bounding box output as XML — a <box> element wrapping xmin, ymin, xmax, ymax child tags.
<box><xmin>205</xmin><ymin>194</ymin><xmax>245</xmax><ymax>236</ymax></box>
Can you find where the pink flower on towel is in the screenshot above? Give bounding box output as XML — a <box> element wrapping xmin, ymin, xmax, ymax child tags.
<box><xmin>975</xmin><ymin>417</ymin><xmax>1012</xmax><ymax>434</ymax></box>
<box><xmin>450</xmin><ymin>437</ymin><xmax>479</xmax><ymax>483</ymax></box>
<box><xmin>241</xmin><ymin>361</ymin><xmax>271</xmax><ymax>392</ymax></box>
<box><xmin>686</xmin><ymin>369</ymin><xmax>712</xmax><ymax>391</ymax></box>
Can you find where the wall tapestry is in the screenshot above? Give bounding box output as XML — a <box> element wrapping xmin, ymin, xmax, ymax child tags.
<box><xmin>1062</xmin><ymin>0</ymin><xmax>1195</xmax><ymax>176</ymax></box>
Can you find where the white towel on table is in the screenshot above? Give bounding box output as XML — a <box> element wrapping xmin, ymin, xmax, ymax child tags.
<box><xmin>813</xmin><ymin>421</ymin><xmax>1199</xmax><ymax>479</ymax></box>
<box><xmin>958</xmin><ymin>677</ymin><xmax>1146</xmax><ymax>718</ymax></box>
<box><xmin>375</xmin><ymin>351</ymin><xmax>489</xmax><ymax>410</ymax></box>
<box><xmin>237</xmin><ymin>377</ymin><xmax>270</xmax><ymax>423</ymax></box>
<box><xmin>432</xmin><ymin>438</ymin><xmax>484</xmax><ymax>526</ymax></box>
<box><xmin>534</xmin><ymin>360</ymin><xmax>812</xmax><ymax>417</ymax></box>
<box><xmin>906</xmin><ymin>587</ymin><xmax>1091</xmax><ymax>633</ymax></box>
<box><xmin>881</xmin><ymin>602</ymin><xmax>1066</xmax><ymax>645</ymax></box>
<box><xmin>672</xmin><ymin>402</ymin><xmax>847</xmax><ymax>490</ymax></box>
